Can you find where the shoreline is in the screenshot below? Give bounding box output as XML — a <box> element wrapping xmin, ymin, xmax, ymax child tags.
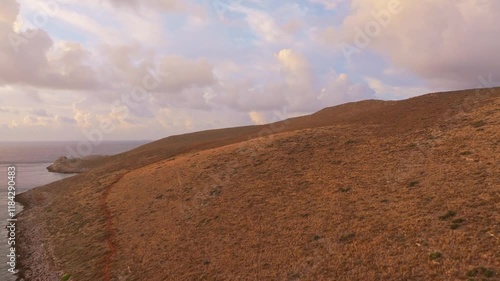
<box><xmin>7</xmin><ymin>90</ymin><xmax>500</xmax><ymax>280</ymax></box>
<box><xmin>13</xmin><ymin>196</ymin><xmax>28</xmax><ymax>281</ymax></box>
<box><xmin>0</xmin><ymin>162</ymin><xmax>76</xmax><ymax>281</ymax></box>
<box><xmin>15</xmin><ymin>188</ymin><xmax>62</xmax><ymax>281</ymax></box>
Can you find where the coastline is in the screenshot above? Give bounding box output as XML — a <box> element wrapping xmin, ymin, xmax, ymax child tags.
<box><xmin>0</xmin><ymin>162</ymin><xmax>75</xmax><ymax>281</ymax></box>
<box><xmin>15</xmin><ymin>188</ymin><xmax>61</xmax><ymax>281</ymax></box>
<box><xmin>8</xmin><ymin>90</ymin><xmax>500</xmax><ymax>280</ymax></box>
<box><xmin>1</xmin><ymin>141</ymin><xmax>148</xmax><ymax>280</ymax></box>
<box><xmin>46</xmin><ymin>156</ymin><xmax>107</xmax><ymax>174</ymax></box>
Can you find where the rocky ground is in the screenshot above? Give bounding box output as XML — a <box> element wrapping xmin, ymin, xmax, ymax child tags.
<box><xmin>46</xmin><ymin>155</ymin><xmax>108</xmax><ymax>174</ymax></box>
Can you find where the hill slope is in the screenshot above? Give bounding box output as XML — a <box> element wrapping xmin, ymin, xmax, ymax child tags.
<box><xmin>17</xmin><ymin>88</ymin><xmax>500</xmax><ymax>280</ymax></box>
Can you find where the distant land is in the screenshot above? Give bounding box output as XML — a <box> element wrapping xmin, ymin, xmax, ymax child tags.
<box><xmin>16</xmin><ymin>88</ymin><xmax>499</xmax><ymax>280</ymax></box>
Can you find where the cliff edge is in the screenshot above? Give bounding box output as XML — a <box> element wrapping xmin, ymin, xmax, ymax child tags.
<box><xmin>46</xmin><ymin>155</ymin><xmax>108</xmax><ymax>174</ymax></box>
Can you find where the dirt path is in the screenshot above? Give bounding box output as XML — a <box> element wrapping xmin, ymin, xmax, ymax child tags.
<box><xmin>100</xmin><ymin>171</ymin><xmax>130</xmax><ymax>281</ymax></box>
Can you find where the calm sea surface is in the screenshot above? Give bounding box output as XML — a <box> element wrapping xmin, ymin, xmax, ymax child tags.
<box><xmin>0</xmin><ymin>141</ymin><xmax>148</xmax><ymax>280</ymax></box>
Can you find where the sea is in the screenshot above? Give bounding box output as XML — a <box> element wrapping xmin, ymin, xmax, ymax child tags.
<box><xmin>0</xmin><ymin>141</ymin><xmax>149</xmax><ymax>280</ymax></box>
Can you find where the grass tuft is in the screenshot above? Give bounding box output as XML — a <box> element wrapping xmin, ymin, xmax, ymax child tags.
<box><xmin>439</xmin><ymin>211</ymin><xmax>456</xmax><ymax>220</ymax></box>
<box><xmin>471</xmin><ymin>120</ymin><xmax>487</xmax><ymax>128</ymax></box>
<box><xmin>339</xmin><ymin>187</ymin><xmax>351</xmax><ymax>193</ymax></box>
<box><xmin>339</xmin><ymin>233</ymin><xmax>356</xmax><ymax>243</ymax></box>
<box><xmin>408</xmin><ymin>181</ymin><xmax>420</xmax><ymax>187</ymax></box>
<box><xmin>452</xmin><ymin>218</ymin><xmax>465</xmax><ymax>224</ymax></box>
<box><xmin>467</xmin><ymin>267</ymin><xmax>495</xmax><ymax>278</ymax></box>
<box><xmin>429</xmin><ymin>252</ymin><xmax>442</xmax><ymax>260</ymax></box>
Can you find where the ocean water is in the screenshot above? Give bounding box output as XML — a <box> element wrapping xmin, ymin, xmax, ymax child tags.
<box><xmin>0</xmin><ymin>141</ymin><xmax>148</xmax><ymax>280</ymax></box>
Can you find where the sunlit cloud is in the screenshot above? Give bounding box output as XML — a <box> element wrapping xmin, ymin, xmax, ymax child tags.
<box><xmin>1</xmin><ymin>0</ymin><xmax>499</xmax><ymax>141</ymax></box>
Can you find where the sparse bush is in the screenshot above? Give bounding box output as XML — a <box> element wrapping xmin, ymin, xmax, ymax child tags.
<box><xmin>408</xmin><ymin>181</ymin><xmax>420</xmax><ymax>187</ymax></box>
<box><xmin>429</xmin><ymin>252</ymin><xmax>442</xmax><ymax>260</ymax></box>
<box><xmin>471</xmin><ymin>120</ymin><xmax>487</xmax><ymax>128</ymax></box>
<box><xmin>439</xmin><ymin>211</ymin><xmax>456</xmax><ymax>220</ymax></box>
<box><xmin>485</xmin><ymin>269</ymin><xmax>495</xmax><ymax>277</ymax></box>
<box><xmin>467</xmin><ymin>267</ymin><xmax>495</xmax><ymax>278</ymax></box>
<box><xmin>339</xmin><ymin>233</ymin><xmax>356</xmax><ymax>243</ymax></box>
<box><xmin>209</xmin><ymin>186</ymin><xmax>222</xmax><ymax>197</ymax></box>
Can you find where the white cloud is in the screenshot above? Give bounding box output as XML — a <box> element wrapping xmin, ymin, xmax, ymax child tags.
<box><xmin>319</xmin><ymin>71</ymin><xmax>376</xmax><ymax>104</ymax></box>
<box><xmin>248</xmin><ymin>111</ymin><xmax>267</xmax><ymax>125</ymax></box>
<box><xmin>246</xmin><ymin>10</ymin><xmax>288</xmax><ymax>44</ymax></box>
<box><xmin>4</xmin><ymin>0</ymin><xmax>497</xmax><ymax>141</ymax></box>
<box><xmin>319</xmin><ymin>0</ymin><xmax>500</xmax><ymax>89</ymax></box>
<box><xmin>365</xmin><ymin>77</ymin><xmax>428</xmax><ymax>99</ymax></box>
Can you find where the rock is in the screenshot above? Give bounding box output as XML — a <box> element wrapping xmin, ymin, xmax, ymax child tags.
<box><xmin>46</xmin><ymin>155</ymin><xmax>106</xmax><ymax>174</ymax></box>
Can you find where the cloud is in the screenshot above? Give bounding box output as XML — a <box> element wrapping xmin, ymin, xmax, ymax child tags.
<box><xmin>6</xmin><ymin>0</ymin><xmax>497</xmax><ymax>141</ymax></box>
<box><xmin>0</xmin><ymin>107</ymin><xmax>19</xmax><ymax>114</ymax></box>
<box><xmin>275</xmin><ymin>49</ymin><xmax>318</xmax><ymax>111</ymax></box>
<box><xmin>277</xmin><ymin>49</ymin><xmax>311</xmax><ymax>77</ymax></box>
<box><xmin>56</xmin><ymin>115</ymin><xmax>77</xmax><ymax>124</ymax></box>
<box><xmin>97</xmin><ymin>45</ymin><xmax>216</xmax><ymax>95</ymax></box>
<box><xmin>319</xmin><ymin>0</ymin><xmax>500</xmax><ymax>89</ymax></box>
<box><xmin>208</xmin><ymin>48</ymin><xmax>375</xmax><ymax>114</ymax></box>
<box><xmin>0</xmin><ymin>0</ymin><xmax>19</xmax><ymax>25</ymax></box>
<box><xmin>319</xmin><ymin>71</ymin><xmax>376</xmax><ymax>104</ymax></box>
<box><xmin>106</xmin><ymin>0</ymin><xmax>190</xmax><ymax>13</ymax></box>
<box><xmin>23</xmin><ymin>115</ymin><xmax>55</xmax><ymax>126</ymax></box>
<box><xmin>365</xmin><ymin>77</ymin><xmax>428</xmax><ymax>99</ymax></box>
<box><xmin>309</xmin><ymin>0</ymin><xmax>346</xmax><ymax>10</ymax></box>
<box><xmin>248</xmin><ymin>111</ymin><xmax>267</xmax><ymax>125</ymax></box>
<box><xmin>52</xmin><ymin>7</ymin><xmax>124</xmax><ymax>45</ymax></box>
<box><xmin>0</xmin><ymin>1</ymin><xmax>103</xmax><ymax>90</ymax></box>
<box><xmin>275</xmin><ymin>48</ymin><xmax>375</xmax><ymax>111</ymax></box>
<box><xmin>155</xmin><ymin>56</ymin><xmax>216</xmax><ymax>93</ymax></box>
<box><xmin>30</xmin><ymin>108</ymin><xmax>52</xmax><ymax>117</ymax></box>
<box><xmin>240</xmin><ymin>7</ymin><xmax>290</xmax><ymax>44</ymax></box>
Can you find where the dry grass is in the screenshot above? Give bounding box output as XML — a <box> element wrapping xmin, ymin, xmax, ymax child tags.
<box><xmin>17</xmin><ymin>88</ymin><xmax>500</xmax><ymax>281</ymax></box>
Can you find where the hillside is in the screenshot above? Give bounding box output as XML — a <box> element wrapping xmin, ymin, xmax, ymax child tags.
<box><xmin>16</xmin><ymin>88</ymin><xmax>500</xmax><ymax>281</ymax></box>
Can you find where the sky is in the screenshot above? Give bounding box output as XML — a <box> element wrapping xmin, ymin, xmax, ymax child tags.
<box><xmin>1</xmin><ymin>0</ymin><xmax>500</xmax><ymax>141</ymax></box>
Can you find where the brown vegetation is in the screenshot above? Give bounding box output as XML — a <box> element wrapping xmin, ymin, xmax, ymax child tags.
<box><xmin>17</xmin><ymin>88</ymin><xmax>500</xmax><ymax>281</ymax></box>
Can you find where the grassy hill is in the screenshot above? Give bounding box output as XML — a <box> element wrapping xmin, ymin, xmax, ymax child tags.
<box><xmin>16</xmin><ymin>88</ymin><xmax>500</xmax><ymax>281</ymax></box>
